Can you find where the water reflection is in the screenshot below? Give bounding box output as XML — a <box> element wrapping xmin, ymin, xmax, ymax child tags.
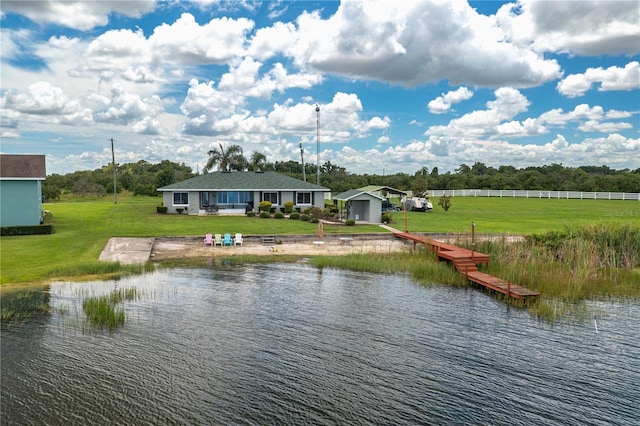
<box><xmin>2</xmin><ymin>264</ymin><xmax>639</xmax><ymax>425</ymax></box>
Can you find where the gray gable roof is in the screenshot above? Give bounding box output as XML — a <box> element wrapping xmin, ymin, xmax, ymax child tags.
<box><xmin>0</xmin><ymin>154</ymin><xmax>46</xmax><ymax>179</ymax></box>
<box><xmin>158</xmin><ymin>171</ymin><xmax>330</xmax><ymax>192</ymax></box>
<box><xmin>333</xmin><ymin>189</ymin><xmax>385</xmax><ymax>201</ymax></box>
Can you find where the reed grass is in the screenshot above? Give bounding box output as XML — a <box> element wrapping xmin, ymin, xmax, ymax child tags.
<box><xmin>44</xmin><ymin>261</ymin><xmax>154</xmax><ymax>283</ymax></box>
<box><xmin>82</xmin><ymin>287</ymin><xmax>138</xmax><ymax>330</ymax></box>
<box><xmin>0</xmin><ymin>289</ymin><xmax>50</xmax><ymax>325</ymax></box>
<box><xmin>310</xmin><ymin>251</ymin><xmax>466</xmax><ymax>287</ymax></box>
<box><xmin>468</xmin><ymin>222</ymin><xmax>640</xmax><ymax>320</ymax></box>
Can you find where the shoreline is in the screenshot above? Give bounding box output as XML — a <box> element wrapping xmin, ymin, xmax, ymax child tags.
<box><xmin>150</xmin><ymin>234</ymin><xmax>412</xmax><ymax>261</ymax></box>
<box><xmin>104</xmin><ymin>232</ymin><xmax>525</xmax><ymax>264</ymax></box>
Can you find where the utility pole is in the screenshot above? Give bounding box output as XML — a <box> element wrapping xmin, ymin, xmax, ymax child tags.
<box><xmin>299</xmin><ymin>142</ymin><xmax>306</xmax><ymax>182</ymax></box>
<box><xmin>110</xmin><ymin>138</ymin><xmax>117</xmax><ymax>204</ymax></box>
<box><xmin>315</xmin><ymin>103</ymin><xmax>320</xmax><ymax>186</ymax></box>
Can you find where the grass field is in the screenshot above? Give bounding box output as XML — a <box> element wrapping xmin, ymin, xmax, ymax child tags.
<box><xmin>1</xmin><ymin>193</ymin><xmax>638</xmax><ymax>285</ymax></box>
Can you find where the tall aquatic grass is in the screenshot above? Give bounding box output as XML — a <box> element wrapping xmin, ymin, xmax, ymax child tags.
<box><xmin>44</xmin><ymin>261</ymin><xmax>154</xmax><ymax>283</ymax></box>
<box><xmin>0</xmin><ymin>289</ymin><xmax>50</xmax><ymax>326</ymax></box>
<box><xmin>470</xmin><ymin>223</ymin><xmax>640</xmax><ymax>320</ymax></box>
<box><xmin>82</xmin><ymin>287</ymin><xmax>138</xmax><ymax>330</ymax></box>
<box><xmin>311</xmin><ymin>251</ymin><xmax>466</xmax><ymax>287</ymax></box>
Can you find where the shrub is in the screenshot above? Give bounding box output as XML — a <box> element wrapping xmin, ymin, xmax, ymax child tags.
<box><xmin>289</xmin><ymin>212</ymin><xmax>300</xmax><ymax>220</ymax></box>
<box><xmin>311</xmin><ymin>217</ymin><xmax>319</xmax><ymax>223</ymax></box>
<box><xmin>345</xmin><ymin>219</ymin><xmax>356</xmax><ymax>226</ymax></box>
<box><xmin>259</xmin><ymin>211</ymin><xmax>271</xmax><ymax>218</ymax></box>
<box><xmin>274</xmin><ymin>212</ymin><xmax>285</xmax><ymax>219</ymax></box>
<box><xmin>259</xmin><ymin>200</ymin><xmax>272</xmax><ymax>212</ymax></box>
<box><xmin>309</xmin><ymin>206</ymin><xmax>325</xmax><ymax>220</ymax></box>
<box><xmin>438</xmin><ymin>195</ymin><xmax>452</xmax><ymax>212</ymax></box>
<box><xmin>246</xmin><ymin>211</ymin><xmax>256</xmax><ymax>217</ymax></box>
<box><xmin>301</xmin><ymin>214</ymin><xmax>310</xmax><ymax>222</ymax></box>
<box><xmin>284</xmin><ymin>201</ymin><xmax>294</xmax><ymax>213</ymax></box>
<box><xmin>381</xmin><ymin>212</ymin><xmax>393</xmax><ymax>223</ymax></box>
<box><xmin>156</xmin><ymin>206</ymin><xmax>168</xmax><ymax>214</ymax></box>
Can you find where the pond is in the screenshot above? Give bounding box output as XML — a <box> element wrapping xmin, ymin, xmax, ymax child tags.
<box><xmin>2</xmin><ymin>263</ymin><xmax>639</xmax><ymax>425</ymax></box>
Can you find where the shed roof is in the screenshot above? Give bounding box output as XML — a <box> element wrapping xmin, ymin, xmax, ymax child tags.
<box><xmin>358</xmin><ymin>185</ymin><xmax>408</xmax><ymax>196</ymax></box>
<box><xmin>158</xmin><ymin>171</ymin><xmax>330</xmax><ymax>192</ymax></box>
<box><xmin>333</xmin><ymin>189</ymin><xmax>385</xmax><ymax>201</ymax></box>
<box><xmin>0</xmin><ymin>154</ymin><xmax>46</xmax><ymax>179</ymax></box>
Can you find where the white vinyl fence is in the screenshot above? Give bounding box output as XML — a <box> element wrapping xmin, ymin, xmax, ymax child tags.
<box><xmin>428</xmin><ymin>189</ymin><xmax>640</xmax><ymax>201</ymax></box>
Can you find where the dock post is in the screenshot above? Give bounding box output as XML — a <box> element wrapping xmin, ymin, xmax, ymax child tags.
<box><xmin>471</xmin><ymin>222</ymin><xmax>475</xmax><ymax>260</ymax></box>
<box><xmin>507</xmin><ymin>280</ymin><xmax>511</xmax><ymax>300</ymax></box>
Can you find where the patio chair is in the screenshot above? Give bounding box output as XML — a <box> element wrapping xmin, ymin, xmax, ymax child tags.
<box><xmin>234</xmin><ymin>233</ymin><xmax>243</xmax><ymax>246</ymax></box>
<box><xmin>203</xmin><ymin>233</ymin><xmax>213</xmax><ymax>246</ymax></box>
<box><xmin>222</xmin><ymin>233</ymin><xmax>233</xmax><ymax>246</ymax></box>
<box><xmin>214</xmin><ymin>234</ymin><xmax>223</xmax><ymax>246</ymax></box>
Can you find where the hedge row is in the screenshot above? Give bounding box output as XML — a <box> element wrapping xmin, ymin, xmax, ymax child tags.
<box><xmin>1</xmin><ymin>224</ymin><xmax>54</xmax><ymax>236</ymax></box>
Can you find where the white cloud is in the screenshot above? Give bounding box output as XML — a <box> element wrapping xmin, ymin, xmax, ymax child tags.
<box><xmin>0</xmin><ymin>0</ymin><xmax>156</xmax><ymax>31</ymax></box>
<box><xmin>218</xmin><ymin>57</ymin><xmax>323</xmax><ymax>100</ymax></box>
<box><xmin>426</xmin><ymin>87</ymin><xmax>531</xmax><ymax>138</ymax></box>
<box><xmin>577</xmin><ymin>120</ymin><xmax>632</xmax><ymax>133</ymax></box>
<box><xmin>497</xmin><ymin>0</ymin><xmax>640</xmax><ymax>56</ymax></box>
<box><xmin>536</xmin><ymin>104</ymin><xmax>633</xmax><ymax>133</ymax></box>
<box><xmin>557</xmin><ymin>61</ymin><xmax>640</xmax><ymax>97</ymax></box>
<box><xmin>247</xmin><ymin>21</ymin><xmax>298</xmax><ymax>61</ymax></box>
<box><xmin>93</xmin><ymin>84</ymin><xmax>164</xmax><ymax>126</ymax></box>
<box><xmin>330</xmin><ymin>132</ymin><xmax>640</xmax><ymax>176</ymax></box>
<box><xmin>428</xmin><ymin>87</ymin><xmax>473</xmax><ymax>114</ymax></box>
<box><xmin>149</xmin><ymin>13</ymin><xmax>254</xmax><ymax>66</ymax></box>
<box><xmin>287</xmin><ymin>0</ymin><xmax>561</xmax><ymax>87</ymax></box>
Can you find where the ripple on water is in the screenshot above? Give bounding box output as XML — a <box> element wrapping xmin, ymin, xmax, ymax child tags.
<box><xmin>1</xmin><ymin>264</ymin><xmax>639</xmax><ymax>425</ymax></box>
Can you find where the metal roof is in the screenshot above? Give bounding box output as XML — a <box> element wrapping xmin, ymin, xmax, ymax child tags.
<box><xmin>358</xmin><ymin>185</ymin><xmax>408</xmax><ymax>195</ymax></box>
<box><xmin>333</xmin><ymin>189</ymin><xmax>385</xmax><ymax>201</ymax></box>
<box><xmin>157</xmin><ymin>171</ymin><xmax>330</xmax><ymax>192</ymax></box>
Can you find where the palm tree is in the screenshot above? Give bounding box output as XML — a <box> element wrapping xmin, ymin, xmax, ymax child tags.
<box><xmin>204</xmin><ymin>143</ymin><xmax>245</xmax><ymax>172</ymax></box>
<box><xmin>248</xmin><ymin>151</ymin><xmax>267</xmax><ymax>171</ymax></box>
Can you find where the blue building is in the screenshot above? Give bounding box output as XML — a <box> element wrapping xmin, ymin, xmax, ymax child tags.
<box><xmin>0</xmin><ymin>154</ymin><xmax>46</xmax><ymax>227</ymax></box>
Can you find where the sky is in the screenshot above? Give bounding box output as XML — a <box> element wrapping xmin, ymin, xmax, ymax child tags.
<box><xmin>1</xmin><ymin>0</ymin><xmax>639</xmax><ymax>176</ymax></box>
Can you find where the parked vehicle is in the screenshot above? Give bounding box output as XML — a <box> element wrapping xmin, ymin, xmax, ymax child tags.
<box><xmin>403</xmin><ymin>197</ymin><xmax>433</xmax><ymax>212</ymax></box>
<box><xmin>382</xmin><ymin>200</ymin><xmax>400</xmax><ymax>211</ymax></box>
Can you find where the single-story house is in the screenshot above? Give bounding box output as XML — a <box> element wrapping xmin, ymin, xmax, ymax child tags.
<box><xmin>157</xmin><ymin>171</ymin><xmax>330</xmax><ymax>215</ymax></box>
<box><xmin>333</xmin><ymin>189</ymin><xmax>385</xmax><ymax>223</ymax></box>
<box><xmin>0</xmin><ymin>154</ymin><xmax>46</xmax><ymax>227</ymax></box>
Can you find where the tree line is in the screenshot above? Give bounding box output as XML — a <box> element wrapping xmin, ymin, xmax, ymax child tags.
<box><xmin>42</xmin><ymin>144</ymin><xmax>640</xmax><ymax>201</ymax></box>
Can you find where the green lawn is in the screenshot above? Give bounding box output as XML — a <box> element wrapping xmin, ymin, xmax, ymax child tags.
<box><xmin>1</xmin><ymin>193</ymin><xmax>637</xmax><ymax>285</ymax></box>
<box><xmin>396</xmin><ymin>197</ymin><xmax>638</xmax><ymax>235</ymax></box>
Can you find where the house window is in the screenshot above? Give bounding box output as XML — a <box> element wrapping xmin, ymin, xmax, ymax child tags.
<box><xmin>217</xmin><ymin>191</ymin><xmax>251</xmax><ymax>204</ymax></box>
<box><xmin>173</xmin><ymin>192</ymin><xmax>189</xmax><ymax>205</ymax></box>
<box><xmin>263</xmin><ymin>192</ymin><xmax>278</xmax><ymax>204</ymax></box>
<box><xmin>296</xmin><ymin>192</ymin><xmax>312</xmax><ymax>204</ymax></box>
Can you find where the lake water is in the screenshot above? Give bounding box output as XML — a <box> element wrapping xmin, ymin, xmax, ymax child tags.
<box><xmin>2</xmin><ymin>263</ymin><xmax>639</xmax><ymax>425</ymax></box>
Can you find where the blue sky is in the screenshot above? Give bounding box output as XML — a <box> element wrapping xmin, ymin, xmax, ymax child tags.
<box><xmin>1</xmin><ymin>0</ymin><xmax>638</xmax><ymax>175</ymax></box>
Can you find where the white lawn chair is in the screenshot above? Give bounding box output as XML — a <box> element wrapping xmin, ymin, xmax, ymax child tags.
<box><xmin>234</xmin><ymin>233</ymin><xmax>243</xmax><ymax>246</ymax></box>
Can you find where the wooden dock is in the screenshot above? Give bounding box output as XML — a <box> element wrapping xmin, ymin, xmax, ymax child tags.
<box><xmin>394</xmin><ymin>232</ymin><xmax>540</xmax><ymax>301</ymax></box>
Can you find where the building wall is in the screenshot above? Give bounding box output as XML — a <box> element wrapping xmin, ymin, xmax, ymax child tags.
<box><xmin>0</xmin><ymin>180</ymin><xmax>42</xmax><ymax>226</ymax></box>
<box><xmin>345</xmin><ymin>195</ymin><xmax>382</xmax><ymax>223</ymax></box>
<box><xmin>161</xmin><ymin>190</ymin><xmax>328</xmax><ymax>214</ymax></box>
